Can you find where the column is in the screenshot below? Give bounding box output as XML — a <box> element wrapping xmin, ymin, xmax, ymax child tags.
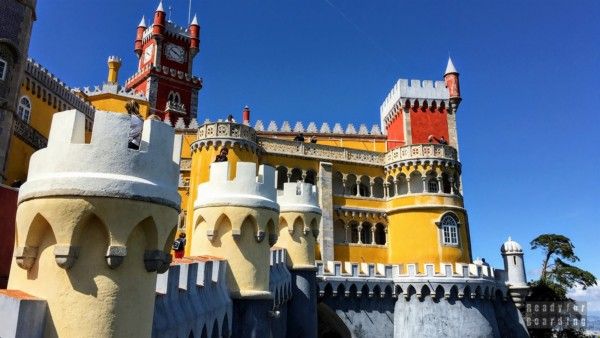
<box><xmin>344</xmin><ymin>224</ymin><xmax>350</xmax><ymax>243</ymax></box>
<box><xmin>287</xmin><ymin>171</ymin><xmax>292</xmax><ymax>183</ymax></box>
<box><xmin>355</xmin><ymin>180</ymin><xmax>360</xmax><ymax>197</ymax></box>
<box><xmin>357</xmin><ymin>225</ymin><xmax>363</xmax><ymax>244</ymax></box>
<box><xmin>406</xmin><ymin>178</ymin><xmax>412</xmax><ymax>194</ymax></box>
<box><xmin>449</xmin><ymin>176</ymin><xmax>455</xmax><ymax>195</ymax></box>
<box><xmin>371</xmin><ymin>226</ymin><xmax>376</xmax><ymax>245</ymax></box>
<box><xmin>384</xmin><ymin>226</ymin><xmax>388</xmax><ymax>245</ymax></box>
<box><xmin>393</xmin><ymin>179</ymin><xmax>398</xmax><ymax>196</ymax></box>
<box><xmin>369</xmin><ymin>179</ymin><xmax>374</xmax><ymax>197</ymax></box>
<box><xmin>301</xmin><ymin>170</ymin><xmax>307</xmax><ymax>182</ymax></box>
<box><xmin>317</xmin><ymin>162</ymin><xmax>334</xmax><ymax>261</ymax></box>
<box><xmin>383</xmin><ymin>182</ymin><xmax>389</xmax><ymax>198</ymax></box>
<box><xmin>437</xmin><ymin>175</ymin><xmax>443</xmax><ymax>194</ymax></box>
<box><xmin>422</xmin><ymin>177</ymin><xmax>427</xmax><ymax>193</ymax></box>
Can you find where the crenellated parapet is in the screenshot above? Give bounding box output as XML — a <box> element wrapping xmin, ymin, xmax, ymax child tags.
<box><xmin>275</xmin><ymin>182</ymin><xmax>322</xmax><ymax>270</ymax></box>
<box><xmin>152</xmin><ymin>257</ymin><xmax>232</xmax><ymax>338</ymax></box>
<box><xmin>269</xmin><ymin>248</ymin><xmax>292</xmax><ymax>309</ymax></box>
<box><xmin>192</xmin><ymin>161</ymin><xmax>279</xmax><ymax>299</ymax></box>
<box><xmin>316</xmin><ymin>260</ymin><xmax>509</xmax><ymax>301</ymax></box>
<box><xmin>380</xmin><ymin>79</ymin><xmax>450</xmax><ymax>131</ymax></box>
<box><xmin>194</xmin><ymin>161</ymin><xmax>278</xmax><ymax>217</ymax></box>
<box><xmin>7</xmin><ymin>110</ymin><xmax>182</xmax><ymax>337</ymax></box>
<box><xmin>254</xmin><ymin>120</ymin><xmax>383</xmax><ymax>136</ymax></box>
<box><xmin>24</xmin><ymin>58</ymin><xmax>96</xmax><ymax>119</ymax></box>
<box><xmin>191</xmin><ymin>122</ymin><xmax>259</xmax><ymax>154</ymax></box>
<box><xmin>19</xmin><ymin>110</ymin><xmax>182</xmax><ymax>209</ymax></box>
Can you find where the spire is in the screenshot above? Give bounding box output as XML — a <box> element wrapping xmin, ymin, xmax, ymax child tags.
<box><xmin>138</xmin><ymin>16</ymin><xmax>146</xmax><ymax>28</ymax></box>
<box><xmin>190</xmin><ymin>14</ymin><xmax>198</xmax><ymax>25</ymax></box>
<box><xmin>156</xmin><ymin>0</ymin><xmax>164</xmax><ymax>12</ymax></box>
<box><xmin>444</xmin><ymin>57</ymin><xmax>458</xmax><ymax>75</ymax></box>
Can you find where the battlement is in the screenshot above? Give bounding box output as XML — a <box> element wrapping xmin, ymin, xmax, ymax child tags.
<box><xmin>380</xmin><ymin>78</ymin><xmax>450</xmax><ymax>130</ymax></box>
<box><xmin>78</xmin><ymin>83</ymin><xmax>146</xmax><ymax>100</ymax></box>
<box><xmin>107</xmin><ymin>55</ymin><xmax>121</xmax><ymax>64</ymax></box>
<box><xmin>269</xmin><ymin>248</ymin><xmax>292</xmax><ymax>307</ymax></box>
<box><xmin>194</xmin><ymin>162</ymin><xmax>278</xmax><ymax>211</ymax></box>
<box><xmin>317</xmin><ymin>260</ymin><xmax>509</xmax><ymax>300</ymax></box>
<box><xmin>277</xmin><ymin>182</ymin><xmax>321</xmax><ymax>214</ymax></box>
<box><xmin>317</xmin><ymin>261</ymin><xmax>497</xmax><ymax>280</ymax></box>
<box><xmin>18</xmin><ymin>110</ymin><xmax>182</xmax><ymax>209</ymax></box>
<box><xmin>153</xmin><ymin>257</ymin><xmax>232</xmax><ymax>338</ymax></box>
<box><xmin>25</xmin><ymin>58</ymin><xmax>96</xmax><ymax>119</ymax></box>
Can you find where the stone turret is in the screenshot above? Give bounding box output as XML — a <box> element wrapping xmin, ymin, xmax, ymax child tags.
<box><xmin>501</xmin><ymin>237</ymin><xmax>529</xmax><ymax>309</ymax></box>
<box><xmin>6</xmin><ymin>110</ymin><xmax>181</xmax><ymax>337</ymax></box>
<box><xmin>275</xmin><ymin>181</ymin><xmax>321</xmax><ymax>338</ymax></box>
<box><xmin>191</xmin><ymin>161</ymin><xmax>279</xmax><ymax>337</ymax></box>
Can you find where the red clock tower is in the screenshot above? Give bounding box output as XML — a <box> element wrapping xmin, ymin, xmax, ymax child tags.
<box><xmin>125</xmin><ymin>1</ymin><xmax>202</xmax><ymax>121</ymax></box>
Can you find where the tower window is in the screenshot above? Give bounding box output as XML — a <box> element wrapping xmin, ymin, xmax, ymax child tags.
<box><xmin>0</xmin><ymin>58</ymin><xmax>6</xmax><ymax>80</ymax></box>
<box><xmin>168</xmin><ymin>91</ymin><xmax>181</xmax><ymax>104</ymax></box>
<box><xmin>427</xmin><ymin>179</ymin><xmax>439</xmax><ymax>193</ymax></box>
<box><xmin>440</xmin><ymin>214</ymin><xmax>459</xmax><ymax>245</ymax></box>
<box><xmin>18</xmin><ymin>96</ymin><xmax>32</xmax><ymax>123</ymax></box>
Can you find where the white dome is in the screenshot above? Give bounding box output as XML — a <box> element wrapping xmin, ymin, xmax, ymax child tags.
<box><xmin>501</xmin><ymin>237</ymin><xmax>523</xmax><ymax>254</ymax></box>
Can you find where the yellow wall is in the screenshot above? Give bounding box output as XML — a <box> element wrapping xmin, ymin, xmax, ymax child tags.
<box><xmin>85</xmin><ymin>94</ymin><xmax>150</xmax><ymax>118</ymax></box>
<box><xmin>184</xmin><ymin>145</ymin><xmax>259</xmax><ymax>253</ymax></box>
<box><xmin>5</xmin><ymin>83</ymin><xmax>92</xmax><ymax>184</ymax></box>
<box><xmin>334</xmin><ymin>244</ymin><xmax>388</xmax><ymax>263</ymax></box>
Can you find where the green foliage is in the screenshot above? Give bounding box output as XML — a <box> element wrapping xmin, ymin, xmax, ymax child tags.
<box><xmin>529</xmin><ymin>234</ymin><xmax>596</xmax><ymax>291</ymax></box>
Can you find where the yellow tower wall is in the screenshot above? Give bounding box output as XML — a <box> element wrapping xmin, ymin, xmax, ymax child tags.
<box><xmin>8</xmin><ymin>197</ymin><xmax>177</xmax><ymax>338</ymax></box>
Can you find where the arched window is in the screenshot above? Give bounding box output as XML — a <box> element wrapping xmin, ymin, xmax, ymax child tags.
<box><xmin>440</xmin><ymin>215</ymin><xmax>459</xmax><ymax>245</ymax></box>
<box><xmin>361</xmin><ymin>222</ymin><xmax>372</xmax><ymax>244</ymax></box>
<box><xmin>374</xmin><ymin>223</ymin><xmax>386</xmax><ymax>245</ymax></box>
<box><xmin>332</xmin><ymin>171</ymin><xmax>344</xmax><ymax>195</ymax></box>
<box><xmin>289</xmin><ymin>168</ymin><xmax>303</xmax><ymax>183</ymax></box>
<box><xmin>358</xmin><ymin>176</ymin><xmax>370</xmax><ymax>197</ymax></box>
<box><xmin>334</xmin><ymin>219</ymin><xmax>346</xmax><ymax>244</ymax></box>
<box><xmin>17</xmin><ymin>96</ymin><xmax>31</xmax><ymax>123</ymax></box>
<box><xmin>427</xmin><ymin>176</ymin><xmax>439</xmax><ymax>193</ymax></box>
<box><xmin>349</xmin><ymin>221</ymin><xmax>359</xmax><ymax>243</ymax></box>
<box><xmin>168</xmin><ymin>91</ymin><xmax>181</xmax><ymax>104</ymax></box>
<box><xmin>276</xmin><ymin>166</ymin><xmax>288</xmax><ymax>190</ymax></box>
<box><xmin>0</xmin><ymin>58</ymin><xmax>6</xmax><ymax>80</ymax></box>
<box><xmin>396</xmin><ymin>174</ymin><xmax>408</xmax><ymax>195</ymax></box>
<box><xmin>372</xmin><ymin>177</ymin><xmax>384</xmax><ymax>198</ymax></box>
<box><xmin>305</xmin><ymin>169</ymin><xmax>317</xmax><ymax>185</ymax></box>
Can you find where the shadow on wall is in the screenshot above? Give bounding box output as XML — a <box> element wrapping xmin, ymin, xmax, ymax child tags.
<box><xmin>317</xmin><ymin>302</ymin><xmax>351</xmax><ymax>338</ymax></box>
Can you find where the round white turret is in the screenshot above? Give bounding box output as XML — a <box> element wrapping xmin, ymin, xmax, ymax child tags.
<box><xmin>192</xmin><ymin>161</ymin><xmax>279</xmax><ymax>299</ymax></box>
<box><xmin>18</xmin><ymin>110</ymin><xmax>182</xmax><ymax>210</ymax></box>
<box><xmin>275</xmin><ymin>182</ymin><xmax>322</xmax><ymax>269</ymax></box>
<box><xmin>500</xmin><ymin>237</ymin><xmax>527</xmax><ymax>287</ymax></box>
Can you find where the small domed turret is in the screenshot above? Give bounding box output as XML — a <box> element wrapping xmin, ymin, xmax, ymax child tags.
<box><xmin>501</xmin><ymin>236</ymin><xmax>523</xmax><ymax>254</ymax></box>
<box><xmin>500</xmin><ymin>236</ymin><xmax>527</xmax><ymax>287</ymax></box>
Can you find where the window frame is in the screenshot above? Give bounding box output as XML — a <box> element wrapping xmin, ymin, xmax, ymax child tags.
<box><xmin>17</xmin><ymin>96</ymin><xmax>32</xmax><ymax>123</ymax></box>
<box><xmin>0</xmin><ymin>58</ymin><xmax>6</xmax><ymax>80</ymax></box>
<box><xmin>436</xmin><ymin>213</ymin><xmax>461</xmax><ymax>247</ymax></box>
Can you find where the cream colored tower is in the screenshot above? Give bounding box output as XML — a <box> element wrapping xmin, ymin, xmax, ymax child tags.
<box><xmin>191</xmin><ymin>161</ymin><xmax>279</xmax><ymax>336</ymax></box>
<box><xmin>275</xmin><ymin>181</ymin><xmax>321</xmax><ymax>338</ymax></box>
<box><xmin>191</xmin><ymin>161</ymin><xmax>278</xmax><ymax>298</ymax></box>
<box><xmin>275</xmin><ymin>182</ymin><xmax>321</xmax><ymax>270</ymax></box>
<box><xmin>8</xmin><ymin>110</ymin><xmax>181</xmax><ymax>338</ymax></box>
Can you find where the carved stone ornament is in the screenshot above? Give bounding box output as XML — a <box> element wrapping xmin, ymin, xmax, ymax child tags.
<box><xmin>144</xmin><ymin>250</ymin><xmax>172</xmax><ymax>273</ymax></box>
<box><xmin>14</xmin><ymin>246</ymin><xmax>38</xmax><ymax>270</ymax></box>
<box><xmin>54</xmin><ymin>245</ymin><xmax>80</xmax><ymax>269</ymax></box>
<box><xmin>105</xmin><ymin>245</ymin><xmax>127</xmax><ymax>269</ymax></box>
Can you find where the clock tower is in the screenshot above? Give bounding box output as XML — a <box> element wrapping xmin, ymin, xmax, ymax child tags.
<box><xmin>125</xmin><ymin>1</ymin><xmax>202</xmax><ymax>121</ymax></box>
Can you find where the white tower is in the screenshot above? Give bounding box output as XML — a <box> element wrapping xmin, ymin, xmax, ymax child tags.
<box><xmin>501</xmin><ymin>237</ymin><xmax>529</xmax><ymax>308</ymax></box>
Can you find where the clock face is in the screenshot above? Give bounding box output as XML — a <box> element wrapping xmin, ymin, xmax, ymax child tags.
<box><xmin>144</xmin><ymin>44</ymin><xmax>154</xmax><ymax>63</ymax></box>
<box><xmin>165</xmin><ymin>43</ymin><xmax>185</xmax><ymax>63</ymax></box>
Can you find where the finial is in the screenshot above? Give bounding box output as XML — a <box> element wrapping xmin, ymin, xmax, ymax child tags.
<box><xmin>444</xmin><ymin>56</ymin><xmax>458</xmax><ymax>75</ymax></box>
<box><xmin>138</xmin><ymin>16</ymin><xmax>146</xmax><ymax>27</ymax></box>
<box><xmin>190</xmin><ymin>14</ymin><xmax>199</xmax><ymax>26</ymax></box>
<box><xmin>508</xmin><ymin>236</ymin><xmax>512</xmax><ymax>241</ymax></box>
<box><xmin>156</xmin><ymin>0</ymin><xmax>164</xmax><ymax>12</ymax></box>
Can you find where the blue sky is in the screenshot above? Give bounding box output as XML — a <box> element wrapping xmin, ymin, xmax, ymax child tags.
<box><xmin>31</xmin><ymin>1</ymin><xmax>599</xmax><ymax>292</ymax></box>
